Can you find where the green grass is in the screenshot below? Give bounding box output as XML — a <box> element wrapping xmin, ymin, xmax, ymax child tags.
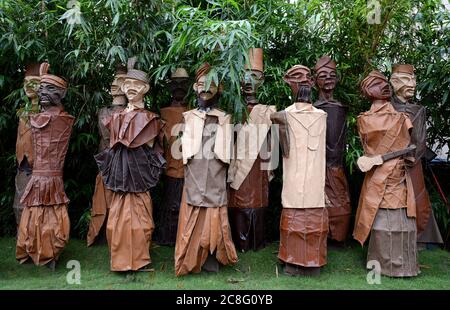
<box><xmin>0</xmin><ymin>237</ymin><xmax>448</xmax><ymax>290</ymax></box>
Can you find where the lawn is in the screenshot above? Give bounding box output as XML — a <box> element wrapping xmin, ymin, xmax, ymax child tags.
<box><xmin>0</xmin><ymin>237</ymin><xmax>448</xmax><ymax>290</ymax></box>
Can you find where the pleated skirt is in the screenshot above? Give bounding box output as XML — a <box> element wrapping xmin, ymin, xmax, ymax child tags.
<box><xmin>278</xmin><ymin>207</ymin><xmax>329</xmax><ymax>267</ymax></box>
<box><xmin>174</xmin><ymin>190</ymin><xmax>238</xmax><ymax>276</ymax></box>
<box><xmin>106</xmin><ymin>192</ymin><xmax>154</xmax><ymax>271</ymax></box>
<box><xmin>16</xmin><ymin>204</ymin><xmax>70</xmax><ymax>265</ymax></box>
<box><xmin>367</xmin><ymin>208</ymin><xmax>419</xmax><ymax>277</ymax></box>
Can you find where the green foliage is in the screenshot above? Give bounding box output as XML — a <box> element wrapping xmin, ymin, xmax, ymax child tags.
<box><xmin>0</xmin><ymin>0</ymin><xmax>449</xmax><ymax>238</ymax></box>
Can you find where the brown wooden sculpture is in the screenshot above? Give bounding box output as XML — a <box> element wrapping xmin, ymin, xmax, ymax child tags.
<box><xmin>95</xmin><ymin>57</ymin><xmax>166</xmax><ymax>271</ymax></box>
<box><xmin>87</xmin><ymin>65</ymin><xmax>127</xmax><ymax>246</ymax></box>
<box><xmin>271</xmin><ymin>65</ymin><xmax>328</xmax><ymax>276</ymax></box>
<box><xmin>13</xmin><ymin>63</ymin><xmax>41</xmax><ymax>227</ymax></box>
<box><xmin>354</xmin><ymin>70</ymin><xmax>419</xmax><ymax>277</ymax></box>
<box><xmin>174</xmin><ymin>63</ymin><xmax>237</xmax><ymax>276</ymax></box>
<box><xmin>313</xmin><ymin>56</ymin><xmax>351</xmax><ymax>243</ymax></box>
<box><xmin>390</xmin><ymin>64</ymin><xmax>443</xmax><ymax>247</ymax></box>
<box><xmin>228</xmin><ymin>48</ymin><xmax>276</xmax><ymax>252</ymax></box>
<box><xmin>157</xmin><ymin>68</ymin><xmax>190</xmax><ymax>246</ymax></box>
<box><xmin>16</xmin><ymin>63</ymin><xmax>74</xmax><ymax>269</ymax></box>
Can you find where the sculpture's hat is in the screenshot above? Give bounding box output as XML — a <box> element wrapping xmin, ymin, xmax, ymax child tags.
<box><xmin>25</xmin><ymin>63</ymin><xmax>42</xmax><ymax>77</ymax></box>
<box><xmin>314</xmin><ymin>56</ymin><xmax>336</xmax><ymax>73</ymax></box>
<box><xmin>284</xmin><ymin>64</ymin><xmax>311</xmax><ymax>83</ymax></box>
<box><xmin>125</xmin><ymin>57</ymin><xmax>149</xmax><ymax>84</ymax></box>
<box><xmin>392</xmin><ymin>64</ymin><xmax>415</xmax><ymax>75</ymax></box>
<box><xmin>39</xmin><ymin>62</ymin><xmax>68</xmax><ymax>89</ymax></box>
<box><xmin>195</xmin><ymin>63</ymin><xmax>211</xmax><ymax>82</ymax></box>
<box><xmin>361</xmin><ymin>70</ymin><xmax>388</xmax><ymax>96</ymax></box>
<box><xmin>171</xmin><ymin>68</ymin><xmax>189</xmax><ymax>79</ymax></box>
<box><xmin>244</xmin><ymin>48</ymin><xmax>264</xmax><ymax>72</ymax></box>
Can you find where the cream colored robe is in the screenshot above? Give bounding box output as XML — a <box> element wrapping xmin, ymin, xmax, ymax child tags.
<box><xmin>282</xmin><ymin>102</ymin><xmax>327</xmax><ymax>209</ymax></box>
<box><xmin>228</xmin><ymin>104</ymin><xmax>276</xmax><ymax>190</ymax></box>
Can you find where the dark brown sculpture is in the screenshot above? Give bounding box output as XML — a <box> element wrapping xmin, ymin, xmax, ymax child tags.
<box><xmin>156</xmin><ymin>68</ymin><xmax>190</xmax><ymax>246</ymax></box>
<box><xmin>174</xmin><ymin>63</ymin><xmax>237</xmax><ymax>276</ymax></box>
<box><xmin>390</xmin><ymin>64</ymin><xmax>443</xmax><ymax>246</ymax></box>
<box><xmin>95</xmin><ymin>57</ymin><xmax>166</xmax><ymax>271</ymax></box>
<box><xmin>16</xmin><ymin>63</ymin><xmax>74</xmax><ymax>268</ymax></box>
<box><xmin>228</xmin><ymin>48</ymin><xmax>276</xmax><ymax>252</ymax></box>
<box><xmin>271</xmin><ymin>65</ymin><xmax>328</xmax><ymax>276</ymax></box>
<box><xmin>87</xmin><ymin>65</ymin><xmax>127</xmax><ymax>246</ymax></box>
<box><xmin>13</xmin><ymin>63</ymin><xmax>41</xmax><ymax>227</ymax></box>
<box><xmin>354</xmin><ymin>70</ymin><xmax>419</xmax><ymax>277</ymax></box>
<box><xmin>313</xmin><ymin>56</ymin><xmax>351</xmax><ymax>243</ymax></box>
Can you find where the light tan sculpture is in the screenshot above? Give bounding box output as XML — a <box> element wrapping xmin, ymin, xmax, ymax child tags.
<box><xmin>271</xmin><ymin>65</ymin><xmax>328</xmax><ymax>276</ymax></box>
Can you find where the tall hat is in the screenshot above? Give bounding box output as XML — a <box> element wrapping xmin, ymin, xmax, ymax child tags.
<box><xmin>125</xmin><ymin>57</ymin><xmax>149</xmax><ymax>83</ymax></box>
<box><xmin>314</xmin><ymin>55</ymin><xmax>336</xmax><ymax>73</ymax></box>
<box><xmin>171</xmin><ymin>67</ymin><xmax>189</xmax><ymax>79</ymax></box>
<box><xmin>39</xmin><ymin>62</ymin><xmax>68</xmax><ymax>89</ymax></box>
<box><xmin>25</xmin><ymin>63</ymin><xmax>41</xmax><ymax>77</ymax></box>
<box><xmin>195</xmin><ymin>62</ymin><xmax>211</xmax><ymax>82</ymax></box>
<box><xmin>244</xmin><ymin>48</ymin><xmax>264</xmax><ymax>72</ymax></box>
<box><xmin>392</xmin><ymin>64</ymin><xmax>415</xmax><ymax>75</ymax></box>
<box><xmin>284</xmin><ymin>64</ymin><xmax>311</xmax><ymax>82</ymax></box>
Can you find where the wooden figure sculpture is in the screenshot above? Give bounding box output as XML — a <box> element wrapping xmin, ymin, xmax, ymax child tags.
<box><xmin>16</xmin><ymin>62</ymin><xmax>74</xmax><ymax>269</ymax></box>
<box><xmin>157</xmin><ymin>68</ymin><xmax>190</xmax><ymax>246</ymax></box>
<box><xmin>271</xmin><ymin>65</ymin><xmax>328</xmax><ymax>276</ymax></box>
<box><xmin>13</xmin><ymin>63</ymin><xmax>41</xmax><ymax>228</ymax></box>
<box><xmin>174</xmin><ymin>63</ymin><xmax>238</xmax><ymax>276</ymax></box>
<box><xmin>313</xmin><ymin>56</ymin><xmax>351</xmax><ymax>243</ymax></box>
<box><xmin>390</xmin><ymin>64</ymin><xmax>443</xmax><ymax>247</ymax></box>
<box><xmin>87</xmin><ymin>65</ymin><xmax>127</xmax><ymax>246</ymax></box>
<box><xmin>354</xmin><ymin>70</ymin><xmax>419</xmax><ymax>277</ymax></box>
<box><xmin>228</xmin><ymin>48</ymin><xmax>276</xmax><ymax>252</ymax></box>
<box><xmin>95</xmin><ymin>57</ymin><xmax>166</xmax><ymax>271</ymax></box>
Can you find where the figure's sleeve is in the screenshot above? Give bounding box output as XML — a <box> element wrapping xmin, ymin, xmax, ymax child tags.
<box><xmin>270</xmin><ymin>111</ymin><xmax>290</xmax><ymax>158</ymax></box>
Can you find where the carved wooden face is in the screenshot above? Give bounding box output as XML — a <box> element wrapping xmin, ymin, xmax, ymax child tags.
<box><xmin>390</xmin><ymin>72</ymin><xmax>416</xmax><ymax>101</ymax></box>
<box><xmin>242</xmin><ymin>70</ymin><xmax>264</xmax><ymax>97</ymax></box>
<box><xmin>121</xmin><ymin>78</ymin><xmax>150</xmax><ymax>102</ymax></box>
<box><xmin>193</xmin><ymin>75</ymin><xmax>220</xmax><ymax>101</ymax></box>
<box><xmin>38</xmin><ymin>82</ymin><xmax>66</xmax><ymax>108</ymax></box>
<box><xmin>315</xmin><ymin>67</ymin><xmax>337</xmax><ymax>91</ymax></box>
<box><xmin>363</xmin><ymin>78</ymin><xmax>391</xmax><ymax>100</ymax></box>
<box><xmin>111</xmin><ymin>76</ymin><xmax>125</xmax><ymax>97</ymax></box>
<box><xmin>284</xmin><ymin>67</ymin><xmax>314</xmax><ymax>101</ymax></box>
<box><xmin>23</xmin><ymin>76</ymin><xmax>41</xmax><ymax>100</ymax></box>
